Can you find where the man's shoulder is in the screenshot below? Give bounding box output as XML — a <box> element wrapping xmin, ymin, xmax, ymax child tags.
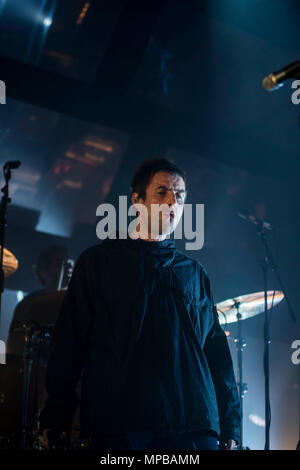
<box><xmin>75</xmin><ymin>239</ymin><xmax>122</xmax><ymax>269</ymax></box>
<box><xmin>174</xmin><ymin>248</ymin><xmax>208</xmax><ymax>276</ymax></box>
<box><xmin>78</xmin><ymin>242</ymin><xmax>105</xmax><ymax>258</ymax></box>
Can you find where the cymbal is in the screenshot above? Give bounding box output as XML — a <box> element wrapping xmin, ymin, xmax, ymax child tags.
<box><xmin>16</xmin><ymin>290</ymin><xmax>66</xmax><ymax>328</ymax></box>
<box><xmin>216</xmin><ymin>290</ymin><xmax>284</xmax><ymax>325</ymax></box>
<box><xmin>0</xmin><ymin>246</ymin><xmax>18</xmax><ymax>277</ymax></box>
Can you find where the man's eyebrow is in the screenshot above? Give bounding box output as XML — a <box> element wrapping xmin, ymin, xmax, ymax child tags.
<box><xmin>155</xmin><ymin>185</ymin><xmax>186</xmax><ymax>192</ymax></box>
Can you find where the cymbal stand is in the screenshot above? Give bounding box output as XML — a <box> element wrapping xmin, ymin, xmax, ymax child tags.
<box><xmin>233</xmin><ymin>300</ymin><xmax>248</xmax><ymax>450</ymax></box>
<box><xmin>21</xmin><ymin>324</ymin><xmax>34</xmax><ymax>449</ymax></box>
<box><xmin>255</xmin><ymin>224</ymin><xmax>296</xmax><ymax>450</ymax></box>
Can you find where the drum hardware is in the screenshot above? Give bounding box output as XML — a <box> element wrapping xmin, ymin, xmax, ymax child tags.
<box><xmin>237</xmin><ymin>213</ymin><xmax>296</xmax><ymax>450</ymax></box>
<box><xmin>216</xmin><ymin>290</ymin><xmax>284</xmax><ymax>326</ymax></box>
<box><xmin>57</xmin><ymin>259</ymin><xmax>74</xmax><ymax>291</ymax></box>
<box><xmin>44</xmin><ymin>430</ymin><xmax>71</xmax><ymax>450</ymax></box>
<box><xmin>42</xmin><ymin>433</ymin><xmax>90</xmax><ymax>451</ymax></box>
<box><xmin>9</xmin><ymin>291</ymin><xmax>69</xmax><ymax>449</ymax></box>
<box><xmin>216</xmin><ymin>289</ymin><xmax>285</xmax><ymax>450</ymax></box>
<box><xmin>20</xmin><ymin>321</ymin><xmax>53</xmax><ymax>449</ymax></box>
<box><xmin>0</xmin><ymin>435</ymin><xmax>18</xmax><ymax>449</ymax></box>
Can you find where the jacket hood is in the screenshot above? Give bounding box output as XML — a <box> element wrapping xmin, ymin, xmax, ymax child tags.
<box><xmin>100</xmin><ymin>231</ymin><xmax>177</xmax><ymax>271</ymax></box>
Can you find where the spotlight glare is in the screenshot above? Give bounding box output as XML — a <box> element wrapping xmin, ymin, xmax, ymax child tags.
<box><xmin>17</xmin><ymin>290</ymin><xmax>25</xmax><ymax>302</ymax></box>
<box><xmin>249</xmin><ymin>414</ymin><xmax>265</xmax><ymax>427</ymax></box>
<box><xmin>43</xmin><ymin>17</ymin><xmax>52</xmax><ymax>27</ymax></box>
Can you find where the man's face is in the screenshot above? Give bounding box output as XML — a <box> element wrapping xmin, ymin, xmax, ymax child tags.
<box><xmin>132</xmin><ymin>171</ymin><xmax>186</xmax><ymax>239</ymax></box>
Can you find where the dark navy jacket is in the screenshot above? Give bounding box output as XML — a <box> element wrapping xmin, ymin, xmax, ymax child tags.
<box><xmin>40</xmin><ymin>235</ymin><xmax>240</xmax><ymax>443</ymax></box>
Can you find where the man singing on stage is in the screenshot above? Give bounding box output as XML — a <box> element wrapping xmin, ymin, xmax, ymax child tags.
<box><xmin>40</xmin><ymin>158</ymin><xmax>240</xmax><ymax>450</ymax></box>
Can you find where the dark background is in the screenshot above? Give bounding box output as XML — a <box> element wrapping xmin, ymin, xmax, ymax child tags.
<box><xmin>0</xmin><ymin>0</ymin><xmax>299</xmax><ymax>449</ymax></box>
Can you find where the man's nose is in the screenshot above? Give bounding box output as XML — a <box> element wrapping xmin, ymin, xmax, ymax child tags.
<box><xmin>166</xmin><ymin>190</ymin><xmax>176</xmax><ymax>206</ymax></box>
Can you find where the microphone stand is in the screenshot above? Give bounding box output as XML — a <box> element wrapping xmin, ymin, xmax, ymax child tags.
<box><xmin>255</xmin><ymin>222</ymin><xmax>296</xmax><ymax>450</ymax></box>
<box><xmin>0</xmin><ymin>164</ymin><xmax>12</xmax><ymax>340</ymax></box>
<box><xmin>0</xmin><ymin>162</ymin><xmax>20</xmax><ymax>364</ymax></box>
<box><xmin>262</xmin><ymin>64</ymin><xmax>300</xmax><ymax>449</ymax></box>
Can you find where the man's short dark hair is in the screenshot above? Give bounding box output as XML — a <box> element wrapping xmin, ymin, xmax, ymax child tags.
<box><xmin>130</xmin><ymin>157</ymin><xmax>187</xmax><ymax>201</ymax></box>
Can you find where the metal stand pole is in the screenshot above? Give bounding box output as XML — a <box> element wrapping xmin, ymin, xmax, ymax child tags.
<box><xmin>233</xmin><ymin>301</ymin><xmax>247</xmax><ymax>450</ymax></box>
<box><xmin>297</xmin><ymin>363</ymin><xmax>300</xmax><ymax>450</ymax></box>
<box><xmin>21</xmin><ymin>326</ymin><xmax>34</xmax><ymax>449</ymax></box>
<box><xmin>0</xmin><ymin>165</ymin><xmax>11</xmax><ymax>329</ymax></box>
<box><xmin>262</xmin><ymin>260</ymin><xmax>271</xmax><ymax>450</ymax></box>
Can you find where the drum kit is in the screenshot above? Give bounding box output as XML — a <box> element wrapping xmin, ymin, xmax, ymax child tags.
<box><xmin>0</xmin><ymin>243</ymin><xmax>287</xmax><ymax>450</ymax></box>
<box><xmin>216</xmin><ymin>290</ymin><xmax>285</xmax><ymax>450</ymax></box>
<box><xmin>0</xmin><ymin>250</ymin><xmax>78</xmax><ymax>449</ymax></box>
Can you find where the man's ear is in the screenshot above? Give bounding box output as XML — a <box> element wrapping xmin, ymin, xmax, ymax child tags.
<box><xmin>131</xmin><ymin>193</ymin><xmax>139</xmax><ymax>205</ymax></box>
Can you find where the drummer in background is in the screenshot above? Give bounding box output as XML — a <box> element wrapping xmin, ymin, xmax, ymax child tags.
<box><xmin>7</xmin><ymin>244</ymin><xmax>70</xmax><ymax>356</ymax></box>
<box><xmin>0</xmin><ymin>245</ymin><xmax>71</xmax><ymax>441</ymax></box>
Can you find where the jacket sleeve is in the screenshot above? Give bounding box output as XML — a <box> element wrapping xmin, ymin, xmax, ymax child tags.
<box><xmin>202</xmin><ymin>270</ymin><xmax>241</xmax><ymax>444</ymax></box>
<box><xmin>39</xmin><ymin>250</ymin><xmax>95</xmax><ymax>433</ymax></box>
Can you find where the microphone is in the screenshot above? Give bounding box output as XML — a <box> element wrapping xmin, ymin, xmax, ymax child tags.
<box><xmin>237</xmin><ymin>210</ymin><xmax>272</xmax><ymax>231</ymax></box>
<box><xmin>4</xmin><ymin>160</ymin><xmax>21</xmax><ymax>170</ymax></box>
<box><xmin>262</xmin><ymin>61</ymin><xmax>300</xmax><ymax>91</ymax></box>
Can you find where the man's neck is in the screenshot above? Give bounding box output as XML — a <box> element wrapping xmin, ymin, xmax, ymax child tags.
<box><xmin>130</xmin><ymin>228</ymin><xmax>167</xmax><ymax>242</ymax></box>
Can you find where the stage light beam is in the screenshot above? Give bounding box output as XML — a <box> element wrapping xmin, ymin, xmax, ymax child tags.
<box><xmin>43</xmin><ymin>17</ymin><xmax>52</xmax><ymax>27</ymax></box>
